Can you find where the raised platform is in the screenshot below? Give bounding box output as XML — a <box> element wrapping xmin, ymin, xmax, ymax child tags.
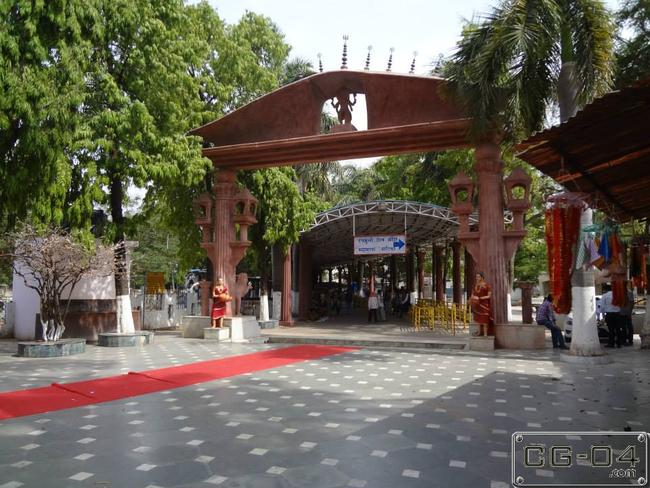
<box><xmin>97</xmin><ymin>331</ymin><xmax>154</xmax><ymax>347</ymax></box>
<box><xmin>182</xmin><ymin>315</ymin><xmax>210</xmax><ymax>338</ymax></box>
<box><xmin>203</xmin><ymin>327</ymin><xmax>231</xmax><ymax>341</ymax></box>
<box><xmin>494</xmin><ymin>323</ymin><xmax>545</xmax><ymax>349</ymax></box>
<box><xmin>468</xmin><ymin>335</ymin><xmax>495</xmax><ymax>351</ymax></box>
<box><xmin>265</xmin><ymin>335</ymin><xmax>466</xmax><ymax>350</ymax></box>
<box><xmin>226</xmin><ymin>316</ymin><xmax>261</xmax><ymax>343</ymax></box>
<box><xmin>17</xmin><ymin>338</ymin><xmax>86</xmax><ymax>357</ymax></box>
<box><xmin>259</xmin><ymin>320</ymin><xmax>278</xmax><ymax>329</ymax></box>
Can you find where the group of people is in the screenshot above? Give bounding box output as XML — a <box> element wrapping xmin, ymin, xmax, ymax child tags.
<box><xmin>601</xmin><ymin>282</ymin><xmax>635</xmax><ymax>348</ymax></box>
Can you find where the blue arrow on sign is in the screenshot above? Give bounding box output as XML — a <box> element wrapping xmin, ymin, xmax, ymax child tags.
<box><xmin>393</xmin><ymin>239</ymin><xmax>405</xmax><ymax>250</ymax></box>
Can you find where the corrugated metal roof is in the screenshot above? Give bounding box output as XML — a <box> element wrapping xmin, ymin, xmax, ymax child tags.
<box><xmin>517</xmin><ymin>77</ymin><xmax>650</xmax><ymax>221</ymax></box>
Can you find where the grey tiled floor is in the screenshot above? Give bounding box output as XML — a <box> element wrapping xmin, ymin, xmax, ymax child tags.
<box><xmin>0</xmin><ymin>336</ymin><xmax>648</xmax><ymax>487</ymax></box>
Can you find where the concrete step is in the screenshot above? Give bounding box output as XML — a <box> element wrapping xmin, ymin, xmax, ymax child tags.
<box><xmin>265</xmin><ymin>335</ymin><xmax>466</xmax><ymax>350</ymax></box>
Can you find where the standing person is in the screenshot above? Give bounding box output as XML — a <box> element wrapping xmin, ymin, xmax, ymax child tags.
<box><xmin>211</xmin><ymin>277</ymin><xmax>231</xmax><ymax>328</ymax></box>
<box><xmin>601</xmin><ymin>283</ymin><xmax>622</xmax><ymax>348</ymax></box>
<box><xmin>620</xmin><ymin>282</ymin><xmax>634</xmax><ymax>346</ymax></box>
<box><xmin>535</xmin><ymin>294</ymin><xmax>568</xmax><ymax>349</ymax></box>
<box><xmin>398</xmin><ymin>286</ymin><xmax>410</xmax><ymax>318</ymax></box>
<box><xmin>345</xmin><ymin>286</ymin><xmax>354</xmax><ymax>314</ymax></box>
<box><xmin>367</xmin><ymin>291</ymin><xmax>379</xmax><ymax>323</ymax></box>
<box><xmin>470</xmin><ymin>271</ymin><xmax>493</xmax><ymax>336</ymax></box>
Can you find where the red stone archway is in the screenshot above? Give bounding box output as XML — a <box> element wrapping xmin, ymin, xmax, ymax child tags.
<box><xmin>189</xmin><ymin>69</ymin><xmax>529</xmax><ymax>328</ymax></box>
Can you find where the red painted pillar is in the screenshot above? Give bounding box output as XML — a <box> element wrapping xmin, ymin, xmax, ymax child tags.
<box><xmin>389</xmin><ymin>255</ymin><xmax>397</xmax><ymax>293</ymax></box>
<box><xmin>213</xmin><ymin>169</ymin><xmax>237</xmax><ymax>316</ymax></box>
<box><xmin>465</xmin><ymin>248</ymin><xmax>476</xmax><ymax>302</ymax></box>
<box><xmin>452</xmin><ymin>241</ymin><xmax>462</xmax><ymax>304</ymax></box>
<box><xmin>475</xmin><ymin>143</ymin><xmax>509</xmax><ymax>326</ymax></box>
<box><xmin>298</xmin><ymin>242</ymin><xmax>312</xmax><ymax>321</ymax></box>
<box><xmin>435</xmin><ymin>245</ymin><xmax>445</xmax><ymax>302</ymax></box>
<box><xmin>369</xmin><ymin>262</ymin><xmax>375</xmax><ymax>294</ymax></box>
<box><xmin>406</xmin><ymin>252</ymin><xmax>414</xmax><ymax>293</ymax></box>
<box><xmin>280</xmin><ymin>247</ymin><xmax>293</xmax><ymax>325</ymax></box>
<box><xmin>417</xmin><ymin>249</ymin><xmax>425</xmax><ymax>298</ymax></box>
<box><xmin>200</xmin><ymin>280</ymin><xmax>212</xmax><ymax>317</ymax></box>
<box><xmin>518</xmin><ymin>282</ymin><xmax>534</xmax><ymax>324</ymax></box>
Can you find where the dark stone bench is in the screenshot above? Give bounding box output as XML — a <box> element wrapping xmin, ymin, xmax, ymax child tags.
<box><xmin>97</xmin><ymin>331</ymin><xmax>154</xmax><ymax>347</ymax></box>
<box><xmin>17</xmin><ymin>338</ymin><xmax>86</xmax><ymax>357</ymax></box>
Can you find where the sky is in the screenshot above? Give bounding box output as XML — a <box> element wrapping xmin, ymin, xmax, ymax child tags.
<box><xmin>209</xmin><ymin>0</ymin><xmax>621</xmax><ymax>168</ymax></box>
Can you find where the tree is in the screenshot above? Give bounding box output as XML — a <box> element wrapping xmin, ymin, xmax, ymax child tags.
<box><xmin>3</xmin><ymin>225</ymin><xmax>114</xmax><ymax>341</ymax></box>
<box><xmin>614</xmin><ymin>0</ymin><xmax>650</xmax><ymax>87</ymax></box>
<box><xmin>444</xmin><ymin>0</ymin><xmax>614</xmax><ymax>140</ymax></box>
<box><xmin>0</xmin><ymin>1</ymin><xmax>94</xmax><ymax>231</ymax></box>
<box><xmin>238</xmin><ymin>168</ymin><xmax>321</xmax><ymax>292</ymax></box>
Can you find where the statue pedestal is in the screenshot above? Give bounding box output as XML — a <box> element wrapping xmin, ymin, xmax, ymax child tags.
<box><xmin>226</xmin><ymin>316</ymin><xmax>261</xmax><ymax>342</ymax></box>
<box><xmin>204</xmin><ymin>327</ymin><xmax>231</xmax><ymax>341</ymax></box>
<box><xmin>494</xmin><ymin>323</ymin><xmax>545</xmax><ymax>349</ymax></box>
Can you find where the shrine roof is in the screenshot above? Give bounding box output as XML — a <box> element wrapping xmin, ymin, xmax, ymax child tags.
<box><xmin>189</xmin><ymin>70</ymin><xmax>470</xmax><ymax>169</ymax></box>
<box><xmin>517</xmin><ymin>77</ymin><xmax>650</xmax><ymax>222</ymax></box>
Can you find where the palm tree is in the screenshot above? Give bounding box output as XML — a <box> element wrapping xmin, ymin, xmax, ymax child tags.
<box><xmin>445</xmin><ymin>0</ymin><xmax>614</xmax><ymax>138</ymax></box>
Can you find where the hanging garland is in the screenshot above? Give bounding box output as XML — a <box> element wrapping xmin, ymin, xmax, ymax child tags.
<box><xmin>544</xmin><ymin>194</ymin><xmax>585</xmax><ymax>314</ymax></box>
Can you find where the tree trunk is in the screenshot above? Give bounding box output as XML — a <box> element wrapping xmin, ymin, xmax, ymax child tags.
<box><xmin>110</xmin><ymin>174</ymin><xmax>135</xmax><ymax>334</ymax></box>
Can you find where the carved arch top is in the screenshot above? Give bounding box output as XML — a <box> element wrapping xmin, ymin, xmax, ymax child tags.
<box><xmin>189</xmin><ymin>70</ymin><xmax>464</xmax><ymax>148</ymax></box>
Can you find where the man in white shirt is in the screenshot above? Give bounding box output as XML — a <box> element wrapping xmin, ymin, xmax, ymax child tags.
<box><xmin>601</xmin><ymin>283</ymin><xmax>622</xmax><ymax>348</ymax></box>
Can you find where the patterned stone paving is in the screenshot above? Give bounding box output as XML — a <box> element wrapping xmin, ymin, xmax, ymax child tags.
<box><xmin>0</xmin><ymin>336</ymin><xmax>648</xmax><ymax>487</ymax></box>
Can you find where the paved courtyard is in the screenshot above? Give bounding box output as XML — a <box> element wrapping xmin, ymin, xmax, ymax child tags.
<box><xmin>0</xmin><ymin>336</ymin><xmax>648</xmax><ymax>488</ymax></box>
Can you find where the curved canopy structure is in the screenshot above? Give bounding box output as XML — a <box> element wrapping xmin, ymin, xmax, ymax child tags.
<box><xmin>189</xmin><ymin>70</ymin><xmax>470</xmax><ymax>169</ymax></box>
<box><xmin>300</xmin><ymin>200</ymin><xmax>477</xmax><ymax>267</ymax></box>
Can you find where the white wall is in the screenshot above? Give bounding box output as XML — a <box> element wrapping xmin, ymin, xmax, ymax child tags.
<box><xmin>13</xmin><ymin>263</ymin><xmax>115</xmax><ymax>340</ymax></box>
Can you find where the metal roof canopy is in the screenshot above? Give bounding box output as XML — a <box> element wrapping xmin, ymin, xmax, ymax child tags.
<box><xmin>517</xmin><ymin>77</ymin><xmax>650</xmax><ymax>222</ymax></box>
<box><xmin>300</xmin><ymin>201</ymin><xmax>477</xmax><ymax>267</ymax></box>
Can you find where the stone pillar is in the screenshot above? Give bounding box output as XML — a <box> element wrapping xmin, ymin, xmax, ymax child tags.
<box><xmin>200</xmin><ymin>280</ymin><xmax>212</xmax><ymax>317</ymax></box>
<box><xmin>281</xmin><ymin>247</ymin><xmax>293</xmax><ymax>325</ymax></box>
<box><xmin>475</xmin><ymin>145</ymin><xmax>509</xmax><ymax>325</ymax></box>
<box><xmin>328</xmin><ymin>268</ymin><xmax>333</xmax><ymax>283</ymax></box>
<box><xmin>369</xmin><ymin>262</ymin><xmax>375</xmax><ymax>294</ymax></box>
<box><xmin>298</xmin><ymin>242</ymin><xmax>312</xmax><ymax>321</ymax></box>
<box><xmin>569</xmin><ymin>208</ymin><xmax>603</xmax><ymax>356</ymax></box>
<box><xmin>517</xmin><ymin>282</ymin><xmax>534</xmax><ymax>324</ymax></box>
<box><xmin>213</xmin><ymin>170</ymin><xmax>237</xmax><ymax>316</ymax></box>
<box><xmin>465</xmin><ymin>248</ymin><xmax>476</xmax><ymax>302</ymax></box>
<box><xmin>417</xmin><ymin>249</ymin><xmax>425</xmax><ymax>298</ymax></box>
<box><xmin>451</xmin><ymin>241</ymin><xmax>462</xmax><ymax>304</ymax></box>
<box><xmin>434</xmin><ymin>245</ymin><xmax>445</xmax><ymax>302</ymax></box>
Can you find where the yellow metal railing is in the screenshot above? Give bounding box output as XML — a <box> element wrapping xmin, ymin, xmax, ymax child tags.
<box><xmin>411</xmin><ymin>301</ymin><xmax>471</xmax><ymax>335</ymax></box>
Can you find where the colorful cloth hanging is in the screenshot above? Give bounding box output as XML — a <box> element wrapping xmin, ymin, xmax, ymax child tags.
<box><xmin>545</xmin><ymin>202</ymin><xmax>582</xmax><ymax>314</ymax></box>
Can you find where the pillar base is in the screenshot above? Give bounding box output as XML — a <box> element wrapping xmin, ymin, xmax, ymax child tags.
<box><xmin>560</xmin><ymin>352</ymin><xmax>611</xmax><ymax>364</ymax></box>
<box><xmin>640</xmin><ymin>333</ymin><xmax>650</xmax><ymax>349</ymax></box>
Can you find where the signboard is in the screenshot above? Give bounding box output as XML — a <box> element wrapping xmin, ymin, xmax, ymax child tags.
<box><xmin>354</xmin><ymin>235</ymin><xmax>407</xmax><ymax>255</ymax></box>
<box><xmin>146</xmin><ymin>272</ymin><xmax>166</xmax><ymax>294</ymax></box>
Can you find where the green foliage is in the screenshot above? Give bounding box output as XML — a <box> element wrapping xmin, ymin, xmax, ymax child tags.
<box><xmin>0</xmin><ymin>1</ymin><xmax>93</xmax><ymax>229</ymax></box>
<box><xmin>444</xmin><ymin>0</ymin><xmax>615</xmax><ymax>142</ymax></box>
<box><xmin>614</xmin><ymin>0</ymin><xmax>650</xmax><ymax>86</ymax></box>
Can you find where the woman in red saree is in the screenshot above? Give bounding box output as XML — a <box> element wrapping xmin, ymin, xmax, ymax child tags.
<box><xmin>211</xmin><ymin>277</ymin><xmax>231</xmax><ymax>328</ymax></box>
<box><xmin>470</xmin><ymin>271</ymin><xmax>493</xmax><ymax>336</ymax></box>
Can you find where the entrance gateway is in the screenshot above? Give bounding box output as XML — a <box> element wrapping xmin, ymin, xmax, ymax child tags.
<box><xmin>189</xmin><ymin>69</ymin><xmax>532</xmax><ymax>335</ymax></box>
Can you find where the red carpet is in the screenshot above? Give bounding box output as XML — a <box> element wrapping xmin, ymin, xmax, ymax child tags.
<box><xmin>0</xmin><ymin>345</ymin><xmax>355</xmax><ymax>420</ymax></box>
